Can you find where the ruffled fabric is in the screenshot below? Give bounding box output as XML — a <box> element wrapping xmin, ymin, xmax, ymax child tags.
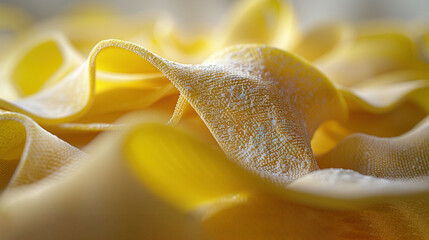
<box><xmin>0</xmin><ymin>0</ymin><xmax>428</xmax><ymax>239</ymax></box>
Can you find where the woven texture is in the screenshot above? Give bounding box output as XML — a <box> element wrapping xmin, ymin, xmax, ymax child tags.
<box><xmin>0</xmin><ymin>0</ymin><xmax>429</xmax><ymax>239</ymax></box>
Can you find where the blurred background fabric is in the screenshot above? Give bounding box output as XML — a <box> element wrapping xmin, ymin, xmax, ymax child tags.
<box><xmin>1</xmin><ymin>0</ymin><xmax>429</xmax><ymax>29</ymax></box>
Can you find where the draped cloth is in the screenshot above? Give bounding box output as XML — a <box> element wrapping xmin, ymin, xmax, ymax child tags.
<box><xmin>0</xmin><ymin>0</ymin><xmax>429</xmax><ymax>239</ymax></box>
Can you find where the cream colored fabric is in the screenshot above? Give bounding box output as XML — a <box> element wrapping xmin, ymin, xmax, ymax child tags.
<box><xmin>0</xmin><ymin>118</ymin><xmax>205</xmax><ymax>240</ymax></box>
<box><xmin>0</xmin><ymin>112</ymin><xmax>86</xmax><ymax>191</ymax></box>
<box><xmin>0</xmin><ymin>0</ymin><xmax>429</xmax><ymax>239</ymax></box>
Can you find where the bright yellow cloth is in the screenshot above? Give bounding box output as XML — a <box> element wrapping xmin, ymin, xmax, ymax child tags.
<box><xmin>0</xmin><ymin>0</ymin><xmax>429</xmax><ymax>239</ymax></box>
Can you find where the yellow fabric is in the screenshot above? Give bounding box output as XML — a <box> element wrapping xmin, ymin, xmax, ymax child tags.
<box><xmin>203</xmin><ymin>181</ymin><xmax>429</xmax><ymax>240</ymax></box>
<box><xmin>0</xmin><ymin>112</ymin><xmax>86</xmax><ymax>191</ymax></box>
<box><xmin>124</xmin><ymin>120</ymin><xmax>257</xmax><ymax>211</ymax></box>
<box><xmin>318</xmin><ymin>116</ymin><xmax>429</xmax><ymax>179</ymax></box>
<box><xmin>292</xmin><ymin>22</ymin><xmax>354</xmax><ymax>63</ymax></box>
<box><xmin>220</xmin><ymin>0</ymin><xmax>297</xmax><ymax>49</ymax></box>
<box><xmin>0</xmin><ymin>118</ymin><xmax>205</xmax><ymax>240</ymax></box>
<box><xmin>319</xmin><ymin>31</ymin><xmax>429</xmax><ymax>87</ymax></box>
<box><xmin>0</xmin><ymin>0</ymin><xmax>429</xmax><ymax>239</ymax></box>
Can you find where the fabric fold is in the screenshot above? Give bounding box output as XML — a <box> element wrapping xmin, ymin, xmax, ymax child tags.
<box><xmin>318</xmin><ymin>116</ymin><xmax>429</xmax><ymax>180</ymax></box>
<box><xmin>0</xmin><ymin>118</ymin><xmax>205</xmax><ymax>240</ymax></box>
<box><xmin>0</xmin><ymin>112</ymin><xmax>86</xmax><ymax>191</ymax></box>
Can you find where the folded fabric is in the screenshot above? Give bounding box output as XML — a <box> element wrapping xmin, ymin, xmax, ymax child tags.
<box><xmin>0</xmin><ymin>0</ymin><xmax>428</xmax><ymax>239</ymax></box>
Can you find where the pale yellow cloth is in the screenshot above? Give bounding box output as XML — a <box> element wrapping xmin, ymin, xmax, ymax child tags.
<box><xmin>0</xmin><ymin>0</ymin><xmax>429</xmax><ymax>239</ymax></box>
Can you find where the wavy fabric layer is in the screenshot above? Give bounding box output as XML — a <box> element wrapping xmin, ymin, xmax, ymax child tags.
<box><xmin>1</xmin><ymin>0</ymin><xmax>429</xmax><ymax>239</ymax></box>
<box><xmin>0</xmin><ymin>112</ymin><xmax>86</xmax><ymax>191</ymax></box>
<box><xmin>90</xmin><ymin>41</ymin><xmax>345</xmax><ymax>184</ymax></box>
<box><xmin>318</xmin><ymin>116</ymin><xmax>429</xmax><ymax>179</ymax></box>
<box><xmin>0</xmin><ymin>118</ymin><xmax>205</xmax><ymax>240</ymax></box>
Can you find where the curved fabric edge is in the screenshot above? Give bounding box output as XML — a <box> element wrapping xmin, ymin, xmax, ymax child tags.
<box><xmin>340</xmin><ymin>80</ymin><xmax>429</xmax><ymax>114</ymax></box>
<box><xmin>0</xmin><ymin>119</ymin><xmax>205</xmax><ymax>240</ymax></box>
<box><xmin>0</xmin><ymin>112</ymin><xmax>86</xmax><ymax>191</ymax></box>
<box><xmin>317</xmin><ymin>115</ymin><xmax>429</xmax><ymax>179</ymax></box>
<box><xmin>88</xmin><ymin>40</ymin><xmax>348</xmax><ymax>184</ymax></box>
<box><xmin>113</xmin><ymin>116</ymin><xmax>429</xmax><ymax>211</ymax></box>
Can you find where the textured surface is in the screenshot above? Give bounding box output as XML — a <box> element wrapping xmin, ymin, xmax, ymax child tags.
<box><xmin>0</xmin><ymin>120</ymin><xmax>205</xmax><ymax>240</ymax></box>
<box><xmin>0</xmin><ymin>112</ymin><xmax>86</xmax><ymax>190</ymax></box>
<box><xmin>318</xmin><ymin>116</ymin><xmax>429</xmax><ymax>180</ymax></box>
<box><xmin>87</xmin><ymin>40</ymin><xmax>346</xmax><ymax>184</ymax></box>
<box><xmin>1</xmin><ymin>0</ymin><xmax>429</xmax><ymax>239</ymax></box>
